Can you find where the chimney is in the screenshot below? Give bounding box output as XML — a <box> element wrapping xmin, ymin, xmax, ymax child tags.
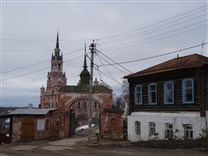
<box><xmin>28</xmin><ymin>103</ymin><xmax>33</xmax><ymax>109</ymax></box>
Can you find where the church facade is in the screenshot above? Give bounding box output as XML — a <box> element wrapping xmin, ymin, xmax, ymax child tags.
<box><xmin>39</xmin><ymin>33</ymin><xmax>114</xmax><ymax>138</ymax></box>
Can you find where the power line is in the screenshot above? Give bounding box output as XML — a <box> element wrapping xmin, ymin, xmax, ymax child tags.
<box><xmin>96</xmin><ymin>52</ymin><xmax>130</xmax><ymax>75</ymax></box>
<box><xmin>99</xmin><ymin>42</ymin><xmax>208</xmax><ymax>67</ymax></box>
<box><xmin>100</xmin><ymin>24</ymin><xmax>206</xmax><ymax>51</ymax></box>
<box><xmin>97</xmin><ymin>50</ymin><xmax>133</xmax><ymax>73</ymax></box>
<box><xmin>98</xmin><ymin>5</ymin><xmax>207</xmax><ymax>40</ymax></box>
<box><xmin>0</xmin><ymin>54</ymin><xmax>83</xmax><ymax>81</ymax></box>
<box><xmin>100</xmin><ymin>13</ymin><xmax>207</xmax><ymax>45</ymax></box>
<box><xmin>1</xmin><ymin>48</ymin><xmax>83</xmax><ymax>74</ymax></box>
<box><xmin>94</xmin><ymin>66</ymin><xmax>123</xmax><ymax>86</ymax></box>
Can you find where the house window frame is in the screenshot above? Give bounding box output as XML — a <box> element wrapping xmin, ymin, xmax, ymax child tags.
<box><xmin>149</xmin><ymin>122</ymin><xmax>156</xmax><ymax>136</ymax></box>
<box><xmin>164</xmin><ymin>81</ymin><xmax>174</xmax><ymax>104</ymax></box>
<box><xmin>148</xmin><ymin>83</ymin><xmax>157</xmax><ymax>105</ymax></box>
<box><xmin>135</xmin><ymin>121</ymin><xmax>141</xmax><ymax>135</ymax></box>
<box><xmin>182</xmin><ymin>78</ymin><xmax>194</xmax><ymax>104</ymax></box>
<box><xmin>165</xmin><ymin>123</ymin><xmax>173</xmax><ymax>139</ymax></box>
<box><xmin>135</xmin><ymin>84</ymin><xmax>142</xmax><ymax>105</ymax></box>
<box><xmin>184</xmin><ymin>124</ymin><xmax>193</xmax><ymax>139</ymax></box>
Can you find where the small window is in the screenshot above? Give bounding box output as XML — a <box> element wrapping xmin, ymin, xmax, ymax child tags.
<box><xmin>165</xmin><ymin>123</ymin><xmax>173</xmax><ymax>139</ymax></box>
<box><xmin>135</xmin><ymin>121</ymin><xmax>141</xmax><ymax>135</ymax></box>
<box><xmin>37</xmin><ymin>119</ymin><xmax>45</xmax><ymax>131</ymax></box>
<box><xmin>164</xmin><ymin>81</ymin><xmax>174</xmax><ymax>104</ymax></box>
<box><xmin>94</xmin><ymin>102</ymin><xmax>98</xmax><ymax>109</ymax></box>
<box><xmin>84</xmin><ymin>102</ymin><xmax>87</xmax><ymax>109</ymax></box>
<box><xmin>149</xmin><ymin>122</ymin><xmax>156</xmax><ymax>136</ymax></box>
<box><xmin>182</xmin><ymin>79</ymin><xmax>194</xmax><ymax>104</ymax></box>
<box><xmin>135</xmin><ymin>85</ymin><xmax>142</xmax><ymax>104</ymax></box>
<box><xmin>184</xmin><ymin>124</ymin><xmax>193</xmax><ymax>139</ymax></box>
<box><xmin>148</xmin><ymin>83</ymin><xmax>157</xmax><ymax>104</ymax></box>
<box><xmin>77</xmin><ymin>102</ymin><xmax>81</xmax><ymax>109</ymax></box>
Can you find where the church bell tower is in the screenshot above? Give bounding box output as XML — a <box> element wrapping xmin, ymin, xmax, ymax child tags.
<box><xmin>40</xmin><ymin>32</ymin><xmax>67</xmax><ymax>109</ymax></box>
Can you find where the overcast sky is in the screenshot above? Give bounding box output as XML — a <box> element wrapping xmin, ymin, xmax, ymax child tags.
<box><xmin>0</xmin><ymin>0</ymin><xmax>207</xmax><ymax>107</ymax></box>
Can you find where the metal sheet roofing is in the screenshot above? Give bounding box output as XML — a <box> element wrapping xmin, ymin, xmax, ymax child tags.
<box><xmin>125</xmin><ymin>54</ymin><xmax>208</xmax><ymax>78</ymax></box>
<box><xmin>6</xmin><ymin>108</ymin><xmax>54</xmax><ymax>116</ymax></box>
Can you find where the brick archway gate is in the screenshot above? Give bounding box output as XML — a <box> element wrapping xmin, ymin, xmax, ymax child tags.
<box><xmin>58</xmin><ymin>87</ymin><xmax>113</xmax><ymax>138</ymax></box>
<box><xmin>64</xmin><ymin>96</ymin><xmax>102</xmax><ymax>137</ymax></box>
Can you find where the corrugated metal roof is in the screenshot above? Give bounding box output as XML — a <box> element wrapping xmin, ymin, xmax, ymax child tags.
<box><xmin>125</xmin><ymin>54</ymin><xmax>208</xmax><ymax>78</ymax></box>
<box><xmin>6</xmin><ymin>108</ymin><xmax>54</xmax><ymax>116</ymax></box>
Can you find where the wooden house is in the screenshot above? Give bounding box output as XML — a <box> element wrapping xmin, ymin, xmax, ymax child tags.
<box><xmin>125</xmin><ymin>54</ymin><xmax>208</xmax><ymax>141</ymax></box>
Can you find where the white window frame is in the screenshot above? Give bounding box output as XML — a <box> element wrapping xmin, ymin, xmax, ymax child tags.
<box><xmin>135</xmin><ymin>85</ymin><xmax>142</xmax><ymax>105</ymax></box>
<box><xmin>165</xmin><ymin>123</ymin><xmax>173</xmax><ymax>139</ymax></box>
<box><xmin>148</xmin><ymin>83</ymin><xmax>157</xmax><ymax>105</ymax></box>
<box><xmin>135</xmin><ymin>121</ymin><xmax>141</xmax><ymax>135</ymax></box>
<box><xmin>37</xmin><ymin>119</ymin><xmax>45</xmax><ymax>131</ymax></box>
<box><xmin>164</xmin><ymin>81</ymin><xmax>174</xmax><ymax>104</ymax></box>
<box><xmin>184</xmin><ymin>124</ymin><xmax>193</xmax><ymax>139</ymax></box>
<box><xmin>182</xmin><ymin>78</ymin><xmax>194</xmax><ymax>104</ymax></box>
<box><xmin>149</xmin><ymin>122</ymin><xmax>156</xmax><ymax>136</ymax></box>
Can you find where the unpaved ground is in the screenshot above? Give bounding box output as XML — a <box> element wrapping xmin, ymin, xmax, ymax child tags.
<box><xmin>0</xmin><ymin>136</ymin><xmax>207</xmax><ymax>156</ymax></box>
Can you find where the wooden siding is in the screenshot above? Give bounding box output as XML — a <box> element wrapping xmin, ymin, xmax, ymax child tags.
<box><xmin>128</xmin><ymin>67</ymin><xmax>206</xmax><ymax>115</ymax></box>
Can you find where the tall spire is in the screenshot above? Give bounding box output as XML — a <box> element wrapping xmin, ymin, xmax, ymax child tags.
<box><xmin>83</xmin><ymin>43</ymin><xmax>87</xmax><ymax>69</ymax></box>
<box><xmin>56</xmin><ymin>31</ymin><xmax>59</xmax><ymax>49</ymax></box>
<box><xmin>79</xmin><ymin>43</ymin><xmax>90</xmax><ymax>85</ymax></box>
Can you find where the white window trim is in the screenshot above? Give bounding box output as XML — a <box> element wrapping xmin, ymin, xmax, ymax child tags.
<box><xmin>184</xmin><ymin>124</ymin><xmax>193</xmax><ymax>139</ymax></box>
<box><xmin>134</xmin><ymin>85</ymin><xmax>142</xmax><ymax>105</ymax></box>
<box><xmin>165</xmin><ymin>123</ymin><xmax>173</xmax><ymax>139</ymax></box>
<box><xmin>164</xmin><ymin>81</ymin><xmax>174</xmax><ymax>104</ymax></box>
<box><xmin>182</xmin><ymin>78</ymin><xmax>194</xmax><ymax>104</ymax></box>
<box><xmin>148</xmin><ymin>83</ymin><xmax>157</xmax><ymax>105</ymax></box>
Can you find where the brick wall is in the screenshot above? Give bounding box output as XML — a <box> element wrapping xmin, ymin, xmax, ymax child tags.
<box><xmin>100</xmin><ymin>109</ymin><xmax>123</xmax><ymax>140</ymax></box>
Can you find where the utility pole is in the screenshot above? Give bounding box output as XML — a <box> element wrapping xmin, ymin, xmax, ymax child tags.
<box><xmin>88</xmin><ymin>40</ymin><xmax>95</xmax><ymax>144</ymax></box>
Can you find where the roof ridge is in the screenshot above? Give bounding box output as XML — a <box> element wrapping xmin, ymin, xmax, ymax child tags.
<box><xmin>125</xmin><ymin>53</ymin><xmax>208</xmax><ymax>78</ymax></box>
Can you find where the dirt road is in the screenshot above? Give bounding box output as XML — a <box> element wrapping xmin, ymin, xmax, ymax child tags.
<box><xmin>0</xmin><ymin>137</ymin><xmax>207</xmax><ymax>156</ymax></box>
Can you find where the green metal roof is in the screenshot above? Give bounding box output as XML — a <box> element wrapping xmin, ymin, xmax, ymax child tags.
<box><xmin>59</xmin><ymin>84</ymin><xmax>112</xmax><ymax>92</ymax></box>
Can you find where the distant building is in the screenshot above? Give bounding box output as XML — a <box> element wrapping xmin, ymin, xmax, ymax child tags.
<box><xmin>125</xmin><ymin>54</ymin><xmax>208</xmax><ymax>142</ymax></box>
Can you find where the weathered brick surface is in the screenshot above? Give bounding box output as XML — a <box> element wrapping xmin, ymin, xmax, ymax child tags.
<box><xmin>100</xmin><ymin>111</ymin><xmax>123</xmax><ymax>140</ymax></box>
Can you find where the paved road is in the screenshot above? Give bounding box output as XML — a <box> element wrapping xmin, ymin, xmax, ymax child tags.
<box><xmin>0</xmin><ymin>137</ymin><xmax>207</xmax><ymax>156</ymax></box>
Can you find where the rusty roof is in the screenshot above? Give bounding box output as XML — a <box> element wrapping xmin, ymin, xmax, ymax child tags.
<box><xmin>125</xmin><ymin>54</ymin><xmax>208</xmax><ymax>78</ymax></box>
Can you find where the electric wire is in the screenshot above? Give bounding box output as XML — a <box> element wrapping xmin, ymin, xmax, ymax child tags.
<box><xmin>100</xmin><ymin>24</ymin><xmax>207</xmax><ymax>51</ymax></box>
<box><xmin>98</xmin><ymin>5</ymin><xmax>207</xmax><ymax>41</ymax></box>
<box><xmin>0</xmin><ymin>54</ymin><xmax>84</xmax><ymax>81</ymax></box>
<box><xmin>100</xmin><ymin>13</ymin><xmax>207</xmax><ymax>44</ymax></box>
<box><xmin>1</xmin><ymin>48</ymin><xmax>83</xmax><ymax>74</ymax></box>
<box><xmin>97</xmin><ymin>49</ymin><xmax>133</xmax><ymax>74</ymax></box>
<box><xmin>96</xmin><ymin>52</ymin><xmax>130</xmax><ymax>75</ymax></box>
<box><xmin>99</xmin><ymin>42</ymin><xmax>208</xmax><ymax>67</ymax></box>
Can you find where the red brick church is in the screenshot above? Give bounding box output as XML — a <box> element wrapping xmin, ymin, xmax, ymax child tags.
<box><xmin>39</xmin><ymin>33</ymin><xmax>123</xmax><ymax>138</ymax></box>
